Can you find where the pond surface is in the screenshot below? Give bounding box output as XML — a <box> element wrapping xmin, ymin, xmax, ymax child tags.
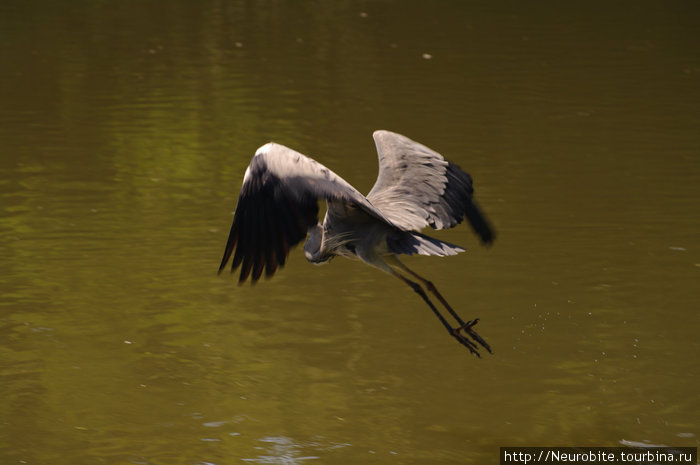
<box><xmin>1</xmin><ymin>1</ymin><xmax>699</xmax><ymax>464</ymax></box>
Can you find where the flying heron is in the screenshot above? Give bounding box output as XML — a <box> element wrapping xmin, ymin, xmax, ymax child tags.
<box><xmin>219</xmin><ymin>130</ymin><xmax>495</xmax><ymax>356</ymax></box>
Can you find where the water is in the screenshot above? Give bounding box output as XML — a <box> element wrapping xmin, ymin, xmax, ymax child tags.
<box><xmin>1</xmin><ymin>1</ymin><xmax>699</xmax><ymax>464</ymax></box>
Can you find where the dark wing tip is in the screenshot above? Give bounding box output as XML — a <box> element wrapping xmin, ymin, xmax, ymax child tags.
<box><xmin>464</xmin><ymin>200</ymin><xmax>496</xmax><ymax>245</ymax></box>
<box><xmin>218</xmin><ymin>217</ymin><xmax>238</xmax><ymax>274</ymax></box>
<box><xmin>442</xmin><ymin>162</ymin><xmax>496</xmax><ymax>244</ymax></box>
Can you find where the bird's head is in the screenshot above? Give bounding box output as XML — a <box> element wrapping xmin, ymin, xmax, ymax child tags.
<box><xmin>304</xmin><ymin>224</ymin><xmax>333</xmax><ymax>265</ymax></box>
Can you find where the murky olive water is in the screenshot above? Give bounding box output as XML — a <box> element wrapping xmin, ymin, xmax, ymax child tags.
<box><xmin>1</xmin><ymin>1</ymin><xmax>699</xmax><ymax>464</ymax></box>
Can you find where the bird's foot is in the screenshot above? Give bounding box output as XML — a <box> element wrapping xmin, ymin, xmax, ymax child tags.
<box><xmin>452</xmin><ymin>319</ymin><xmax>492</xmax><ymax>356</ymax></box>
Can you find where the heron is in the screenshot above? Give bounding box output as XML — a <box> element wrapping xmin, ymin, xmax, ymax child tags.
<box><xmin>219</xmin><ymin>130</ymin><xmax>495</xmax><ymax>356</ymax></box>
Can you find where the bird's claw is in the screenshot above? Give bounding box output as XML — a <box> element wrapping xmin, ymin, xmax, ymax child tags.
<box><xmin>451</xmin><ymin>318</ymin><xmax>492</xmax><ymax>357</ymax></box>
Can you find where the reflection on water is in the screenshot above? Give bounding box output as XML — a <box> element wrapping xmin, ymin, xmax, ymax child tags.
<box><xmin>1</xmin><ymin>0</ymin><xmax>699</xmax><ymax>463</ymax></box>
<box><xmin>241</xmin><ymin>436</ymin><xmax>349</xmax><ymax>465</ymax></box>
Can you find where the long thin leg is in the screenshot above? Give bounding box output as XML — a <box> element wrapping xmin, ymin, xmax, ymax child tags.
<box><xmin>387</xmin><ymin>256</ymin><xmax>492</xmax><ymax>355</ymax></box>
<box><xmin>393</xmin><ymin>259</ymin><xmax>470</xmax><ymax>324</ymax></box>
<box><xmin>388</xmin><ymin>268</ymin><xmax>482</xmax><ymax>356</ymax></box>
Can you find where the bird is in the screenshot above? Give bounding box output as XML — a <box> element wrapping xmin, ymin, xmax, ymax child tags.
<box><xmin>219</xmin><ymin>130</ymin><xmax>495</xmax><ymax>356</ymax></box>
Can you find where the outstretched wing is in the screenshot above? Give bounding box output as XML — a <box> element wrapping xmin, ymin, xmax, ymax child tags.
<box><xmin>219</xmin><ymin>142</ymin><xmax>390</xmax><ymax>284</ymax></box>
<box><xmin>367</xmin><ymin>130</ymin><xmax>494</xmax><ymax>244</ymax></box>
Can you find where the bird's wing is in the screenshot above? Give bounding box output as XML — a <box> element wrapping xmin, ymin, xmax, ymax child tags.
<box><xmin>219</xmin><ymin>142</ymin><xmax>392</xmax><ymax>284</ymax></box>
<box><xmin>367</xmin><ymin>130</ymin><xmax>494</xmax><ymax>243</ymax></box>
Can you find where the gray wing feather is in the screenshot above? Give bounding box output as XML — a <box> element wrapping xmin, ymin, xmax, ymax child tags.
<box><xmin>368</xmin><ymin>130</ymin><xmax>448</xmax><ymax>230</ymax></box>
<box><xmin>388</xmin><ymin>232</ymin><xmax>465</xmax><ymax>257</ymax></box>
<box><xmin>367</xmin><ymin>130</ymin><xmax>494</xmax><ymax>243</ymax></box>
<box><xmin>219</xmin><ymin>143</ymin><xmax>392</xmax><ymax>283</ymax></box>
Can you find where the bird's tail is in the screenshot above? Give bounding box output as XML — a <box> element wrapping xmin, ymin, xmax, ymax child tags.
<box><xmin>388</xmin><ymin>232</ymin><xmax>465</xmax><ymax>257</ymax></box>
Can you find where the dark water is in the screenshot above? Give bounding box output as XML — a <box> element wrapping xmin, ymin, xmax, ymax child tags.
<box><xmin>1</xmin><ymin>1</ymin><xmax>699</xmax><ymax>464</ymax></box>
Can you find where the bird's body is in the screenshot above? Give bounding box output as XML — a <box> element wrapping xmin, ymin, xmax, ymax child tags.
<box><xmin>220</xmin><ymin>130</ymin><xmax>495</xmax><ymax>356</ymax></box>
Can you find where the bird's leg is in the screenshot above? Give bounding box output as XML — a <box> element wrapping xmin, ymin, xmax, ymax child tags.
<box><xmin>388</xmin><ymin>269</ymin><xmax>482</xmax><ymax>356</ymax></box>
<box><xmin>388</xmin><ymin>257</ymin><xmax>492</xmax><ymax>355</ymax></box>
